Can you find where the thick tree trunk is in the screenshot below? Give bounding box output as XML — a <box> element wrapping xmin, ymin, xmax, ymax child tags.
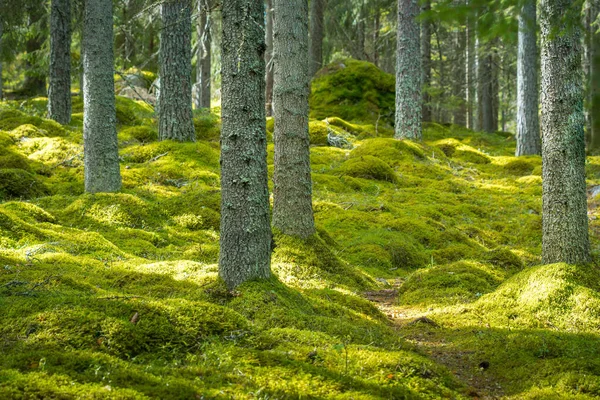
<box><xmin>309</xmin><ymin>0</ymin><xmax>325</xmax><ymax>76</ymax></box>
<box><xmin>159</xmin><ymin>0</ymin><xmax>195</xmax><ymax>141</ymax></box>
<box><xmin>516</xmin><ymin>0</ymin><xmax>541</xmax><ymax>155</ymax></box>
<box><xmin>194</xmin><ymin>0</ymin><xmax>211</xmax><ymax>110</ymax></box>
<box><xmin>395</xmin><ymin>0</ymin><xmax>422</xmax><ymax>140</ymax></box>
<box><xmin>83</xmin><ymin>0</ymin><xmax>122</xmax><ymax>193</ymax></box>
<box><xmin>590</xmin><ymin>0</ymin><xmax>600</xmax><ymax>151</ymax></box>
<box><xmin>478</xmin><ymin>42</ymin><xmax>494</xmax><ymax>133</ymax></box>
<box><xmin>265</xmin><ymin>0</ymin><xmax>274</xmax><ymax>116</ymax></box>
<box><xmin>540</xmin><ymin>0</ymin><xmax>590</xmax><ymax>264</ymax></box>
<box><xmin>272</xmin><ymin>0</ymin><xmax>315</xmax><ymax>238</ymax></box>
<box><xmin>421</xmin><ymin>0</ymin><xmax>432</xmax><ymax>122</ymax></box>
<box><xmin>452</xmin><ymin>25</ymin><xmax>467</xmax><ymax>126</ymax></box>
<box><xmin>220</xmin><ymin>0</ymin><xmax>271</xmax><ymax>289</ymax></box>
<box><xmin>48</xmin><ymin>0</ymin><xmax>72</xmax><ymax>125</ymax></box>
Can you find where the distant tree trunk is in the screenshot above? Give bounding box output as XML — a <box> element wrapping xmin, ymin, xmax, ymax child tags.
<box><xmin>516</xmin><ymin>0</ymin><xmax>541</xmax><ymax>155</ymax></box>
<box><xmin>309</xmin><ymin>0</ymin><xmax>325</xmax><ymax>76</ymax></box>
<box><xmin>373</xmin><ymin>7</ymin><xmax>380</xmax><ymax>66</ymax></box>
<box><xmin>478</xmin><ymin>42</ymin><xmax>494</xmax><ymax>132</ymax></box>
<box><xmin>83</xmin><ymin>0</ymin><xmax>122</xmax><ymax>193</ymax></box>
<box><xmin>194</xmin><ymin>0</ymin><xmax>212</xmax><ymax>110</ymax></box>
<box><xmin>590</xmin><ymin>0</ymin><xmax>600</xmax><ymax>151</ymax></box>
<box><xmin>395</xmin><ymin>0</ymin><xmax>421</xmax><ymax>139</ymax></box>
<box><xmin>220</xmin><ymin>0</ymin><xmax>271</xmax><ymax>289</ymax></box>
<box><xmin>435</xmin><ymin>25</ymin><xmax>450</xmax><ymax>124</ymax></box>
<box><xmin>272</xmin><ymin>0</ymin><xmax>315</xmax><ymax>238</ymax></box>
<box><xmin>452</xmin><ymin>24</ymin><xmax>467</xmax><ymax>126</ymax></box>
<box><xmin>467</xmin><ymin>16</ymin><xmax>477</xmax><ymax>130</ymax></box>
<box><xmin>158</xmin><ymin>0</ymin><xmax>195</xmax><ymax>141</ymax></box>
<box><xmin>48</xmin><ymin>0</ymin><xmax>72</xmax><ymax>125</ymax></box>
<box><xmin>23</xmin><ymin>5</ymin><xmax>47</xmax><ymax>96</ymax></box>
<box><xmin>421</xmin><ymin>0</ymin><xmax>432</xmax><ymax>122</ymax></box>
<box><xmin>540</xmin><ymin>0</ymin><xmax>590</xmax><ymax>264</ymax></box>
<box><xmin>491</xmin><ymin>44</ymin><xmax>499</xmax><ymax>131</ymax></box>
<box><xmin>0</xmin><ymin>21</ymin><xmax>3</xmax><ymax>101</ymax></box>
<box><xmin>265</xmin><ymin>0</ymin><xmax>274</xmax><ymax>116</ymax></box>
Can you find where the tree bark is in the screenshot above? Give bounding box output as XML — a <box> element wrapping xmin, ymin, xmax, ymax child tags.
<box><xmin>194</xmin><ymin>0</ymin><xmax>211</xmax><ymax>110</ymax></box>
<box><xmin>421</xmin><ymin>0</ymin><xmax>432</xmax><ymax>122</ymax></box>
<box><xmin>309</xmin><ymin>0</ymin><xmax>325</xmax><ymax>76</ymax></box>
<box><xmin>48</xmin><ymin>0</ymin><xmax>72</xmax><ymax>125</ymax></box>
<box><xmin>272</xmin><ymin>0</ymin><xmax>315</xmax><ymax>238</ymax></box>
<box><xmin>467</xmin><ymin>13</ymin><xmax>477</xmax><ymax>130</ymax></box>
<box><xmin>0</xmin><ymin>21</ymin><xmax>3</xmax><ymax>102</ymax></box>
<box><xmin>159</xmin><ymin>0</ymin><xmax>195</xmax><ymax>141</ymax></box>
<box><xmin>23</xmin><ymin>5</ymin><xmax>47</xmax><ymax>96</ymax></box>
<box><xmin>516</xmin><ymin>0</ymin><xmax>541</xmax><ymax>155</ymax></box>
<box><xmin>478</xmin><ymin>42</ymin><xmax>494</xmax><ymax>133</ymax></box>
<box><xmin>395</xmin><ymin>0</ymin><xmax>422</xmax><ymax>140</ymax></box>
<box><xmin>83</xmin><ymin>0</ymin><xmax>122</xmax><ymax>193</ymax></box>
<box><xmin>220</xmin><ymin>0</ymin><xmax>272</xmax><ymax>289</ymax></box>
<box><xmin>265</xmin><ymin>0</ymin><xmax>274</xmax><ymax>116</ymax></box>
<box><xmin>452</xmin><ymin>22</ymin><xmax>467</xmax><ymax>126</ymax></box>
<box><xmin>540</xmin><ymin>0</ymin><xmax>591</xmax><ymax>264</ymax></box>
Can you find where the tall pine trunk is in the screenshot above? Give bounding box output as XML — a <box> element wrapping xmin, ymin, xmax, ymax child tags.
<box><xmin>159</xmin><ymin>0</ymin><xmax>195</xmax><ymax>142</ymax></box>
<box><xmin>516</xmin><ymin>0</ymin><xmax>541</xmax><ymax>155</ymax></box>
<box><xmin>452</xmin><ymin>23</ymin><xmax>467</xmax><ymax>126</ymax></box>
<box><xmin>540</xmin><ymin>0</ymin><xmax>591</xmax><ymax>264</ymax></box>
<box><xmin>83</xmin><ymin>0</ymin><xmax>121</xmax><ymax>193</ymax></box>
<box><xmin>421</xmin><ymin>0</ymin><xmax>432</xmax><ymax>122</ymax></box>
<box><xmin>395</xmin><ymin>0</ymin><xmax>422</xmax><ymax>140</ymax></box>
<box><xmin>478</xmin><ymin>42</ymin><xmax>494</xmax><ymax>133</ymax></box>
<box><xmin>467</xmin><ymin>14</ymin><xmax>477</xmax><ymax>130</ymax></box>
<box><xmin>48</xmin><ymin>0</ymin><xmax>72</xmax><ymax>125</ymax></box>
<box><xmin>309</xmin><ymin>0</ymin><xmax>325</xmax><ymax>76</ymax></box>
<box><xmin>590</xmin><ymin>0</ymin><xmax>600</xmax><ymax>151</ymax></box>
<box><xmin>220</xmin><ymin>0</ymin><xmax>271</xmax><ymax>289</ymax></box>
<box><xmin>272</xmin><ymin>0</ymin><xmax>315</xmax><ymax>238</ymax></box>
<box><xmin>23</xmin><ymin>5</ymin><xmax>47</xmax><ymax>96</ymax></box>
<box><xmin>265</xmin><ymin>0</ymin><xmax>274</xmax><ymax>116</ymax></box>
<box><xmin>194</xmin><ymin>0</ymin><xmax>211</xmax><ymax>110</ymax></box>
<box><xmin>0</xmin><ymin>21</ymin><xmax>3</xmax><ymax>101</ymax></box>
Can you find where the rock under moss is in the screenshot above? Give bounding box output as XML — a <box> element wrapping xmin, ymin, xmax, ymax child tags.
<box><xmin>336</xmin><ymin>155</ymin><xmax>398</xmax><ymax>183</ymax></box>
<box><xmin>0</xmin><ymin>169</ymin><xmax>49</xmax><ymax>201</ymax></box>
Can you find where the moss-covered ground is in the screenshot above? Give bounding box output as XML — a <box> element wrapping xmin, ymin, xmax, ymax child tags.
<box><xmin>1</xmin><ymin>60</ymin><xmax>599</xmax><ymax>398</ymax></box>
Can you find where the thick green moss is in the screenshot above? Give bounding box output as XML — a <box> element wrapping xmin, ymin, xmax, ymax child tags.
<box><xmin>310</xmin><ymin>59</ymin><xmax>395</xmax><ymax>126</ymax></box>
<box><xmin>0</xmin><ymin>169</ymin><xmax>48</xmax><ymax>201</ymax></box>
<box><xmin>119</xmin><ymin>126</ymin><xmax>158</xmax><ymax>143</ymax></box>
<box><xmin>336</xmin><ymin>155</ymin><xmax>397</xmax><ymax>182</ymax></box>
<box><xmin>193</xmin><ymin>110</ymin><xmax>221</xmax><ymax>141</ymax></box>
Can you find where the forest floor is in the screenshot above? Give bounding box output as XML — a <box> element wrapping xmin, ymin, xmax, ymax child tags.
<box><xmin>1</xmin><ymin>60</ymin><xmax>600</xmax><ymax>399</ymax></box>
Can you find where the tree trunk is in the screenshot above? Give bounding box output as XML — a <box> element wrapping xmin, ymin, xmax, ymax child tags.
<box><xmin>421</xmin><ymin>0</ymin><xmax>432</xmax><ymax>122</ymax></box>
<box><xmin>48</xmin><ymin>0</ymin><xmax>72</xmax><ymax>125</ymax></box>
<box><xmin>83</xmin><ymin>0</ymin><xmax>122</xmax><ymax>193</ymax></box>
<box><xmin>159</xmin><ymin>0</ymin><xmax>195</xmax><ymax>142</ymax></box>
<box><xmin>590</xmin><ymin>0</ymin><xmax>600</xmax><ymax>151</ymax></box>
<box><xmin>373</xmin><ymin>7</ymin><xmax>380</xmax><ymax>66</ymax></box>
<box><xmin>272</xmin><ymin>0</ymin><xmax>315</xmax><ymax>238</ymax></box>
<box><xmin>491</xmin><ymin>43</ymin><xmax>499</xmax><ymax>131</ymax></box>
<box><xmin>472</xmin><ymin>36</ymin><xmax>481</xmax><ymax>131</ymax></box>
<box><xmin>194</xmin><ymin>0</ymin><xmax>211</xmax><ymax>110</ymax></box>
<box><xmin>309</xmin><ymin>0</ymin><xmax>325</xmax><ymax>76</ymax></box>
<box><xmin>395</xmin><ymin>0</ymin><xmax>422</xmax><ymax>140</ymax></box>
<box><xmin>516</xmin><ymin>0</ymin><xmax>541</xmax><ymax>155</ymax></box>
<box><xmin>540</xmin><ymin>0</ymin><xmax>590</xmax><ymax>264</ymax></box>
<box><xmin>220</xmin><ymin>0</ymin><xmax>271</xmax><ymax>289</ymax></box>
<box><xmin>23</xmin><ymin>5</ymin><xmax>47</xmax><ymax>96</ymax></box>
<box><xmin>265</xmin><ymin>0</ymin><xmax>274</xmax><ymax>116</ymax></box>
<box><xmin>452</xmin><ymin>23</ymin><xmax>467</xmax><ymax>126</ymax></box>
<box><xmin>478</xmin><ymin>42</ymin><xmax>494</xmax><ymax>133</ymax></box>
<box><xmin>0</xmin><ymin>21</ymin><xmax>3</xmax><ymax>101</ymax></box>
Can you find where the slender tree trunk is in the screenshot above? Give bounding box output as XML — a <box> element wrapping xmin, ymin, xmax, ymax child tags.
<box><xmin>265</xmin><ymin>0</ymin><xmax>274</xmax><ymax>116</ymax></box>
<box><xmin>478</xmin><ymin>42</ymin><xmax>494</xmax><ymax>133</ymax></box>
<box><xmin>23</xmin><ymin>5</ymin><xmax>47</xmax><ymax>96</ymax></box>
<box><xmin>540</xmin><ymin>0</ymin><xmax>590</xmax><ymax>264</ymax></box>
<box><xmin>220</xmin><ymin>0</ymin><xmax>271</xmax><ymax>289</ymax></box>
<box><xmin>159</xmin><ymin>0</ymin><xmax>195</xmax><ymax>141</ymax></box>
<box><xmin>373</xmin><ymin>7</ymin><xmax>380</xmax><ymax>66</ymax></box>
<box><xmin>194</xmin><ymin>0</ymin><xmax>212</xmax><ymax>110</ymax></box>
<box><xmin>452</xmin><ymin>24</ymin><xmax>467</xmax><ymax>126</ymax></box>
<box><xmin>421</xmin><ymin>0</ymin><xmax>432</xmax><ymax>122</ymax></box>
<box><xmin>516</xmin><ymin>0</ymin><xmax>541</xmax><ymax>155</ymax></box>
<box><xmin>467</xmin><ymin>15</ymin><xmax>477</xmax><ymax>130</ymax></box>
<box><xmin>309</xmin><ymin>0</ymin><xmax>325</xmax><ymax>76</ymax></box>
<box><xmin>491</xmin><ymin>43</ymin><xmax>499</xmax><ymax>131</ymax></box>
<box><xmin>272</xmin><ymin>0</ymin><xmax>315</xmax><ymax>238</ymax></box>
<box><xmin>395</xmin><ymin>0</ymin><xmax>421</xmax><ymax>139</ymax></box>
<box><xmin>473</xmin><ymin>36</ymin><xmax>481</xmax><ymax>130</ymax></box>
<box><xmin>590</xmin><ymin>0</ymin><xmax>600</xmax><ymax>151</ymax></box>
<box><xmin>83</xmin><ymin>0</ymin><xmax>122</xmax><ymax>193</ymax></box>
<box><xmin>0</xmin><ymin>21</ymin><xmax>4</xmax><ymax>102</ymax></box>
<box><xmin>48</xmin><ymin>0</ymin><xmax>72</xmax><ymax>125</ymax></box>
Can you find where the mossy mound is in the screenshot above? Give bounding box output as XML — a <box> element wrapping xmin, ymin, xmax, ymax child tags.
<box><xmin>0</xmin><ymin>169</ymin><xmax>49</xmax><ymax>201</ymax></box>
<box><xmin>0</xmin><ymin>107</ymin><xmax>68</xmax><ymax>137</ymax></box>
<box><xmin>193</xmin><ymin>110</ymin><xmax>221</xmax><ymax>141</ymax></box>
<box><xmin>310</xmin><ymin>59</ymin><xmax>395</xmax><ymax>126</ymax></box>
<box><xmin>336</xmin><ymin>155</ymin><xmax>398</xmax><ymax>182</ymax></box>
<box><xmin>433</xmin><ymin>138</ymin><xmax>491</xmax><ymax>164</ymax></box>
<box><xmin>308</xmin><ymin>119</ymin><xmax>353</xmax><ymax>147</ymax></box>
<box><xmin>349</xmin><ymin>138</ymin><xmax>425</xmax><ymax>166</ymax></box>
<box><xmin>119</xmin><ymin>126</ymin><xmax>158</xmax><ymax>143</ymax></box>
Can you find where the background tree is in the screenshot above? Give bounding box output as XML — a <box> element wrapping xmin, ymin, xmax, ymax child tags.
<box><xmin>272</xmin><ymin>0</ymin><xmax>315</xmax><ymax>238</ymax></box>
<box><xmin>194</xmin><ymin>0</ymin><xmax>211</xmax><ymax>110</ymax></box>
<box><xmin>158</xmin><ymin>0</ymin><xmax>195</xmax><ymax>141</ymax></box>
<box><xmin>421</xmin><ymin>0</ymin><xmax>432</xmax><ymax>122</ymax></box>
<box><xmin>589</xmin><ymin>0</ymin><xmax>600</xmax><ymax>152</ymax></box>
<box><xmin>309</xmin><ymin>0</ymin><xmax>326</xmax><ymax>75</ymax></box>
<box><xmin>265</xmin><ymin>0</ymin><xmax>274</xmax><ymax>116</ymax></box>
<box><xmin>219</xmin><ymin>0</ymin><xmax>272</xmax><ymax>289</ymax></box>
<box><xmin>395</xmin><ymin>0</ymin><xmax>422</xmax><ymax>140</ymax></box>
<box><xmin>83</xmin><ymin>0</ymin><xmax>122</xmax><ymax>193</ymax></box>
<box><xmin>540</xmin><ymin>0</ymin><xmax>591</xmax><ymax>264</ymax></box>
<box><xmin>48</xmin><ymin>0</ymin><xmax>72</xmax><ymax>125</ymax></box>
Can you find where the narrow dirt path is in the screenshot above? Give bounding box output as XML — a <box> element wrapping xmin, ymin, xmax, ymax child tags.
<box><xmin>364</xmin><ymin>282</ymin><xmax>504</xmax><ymax>400</ymax></box>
